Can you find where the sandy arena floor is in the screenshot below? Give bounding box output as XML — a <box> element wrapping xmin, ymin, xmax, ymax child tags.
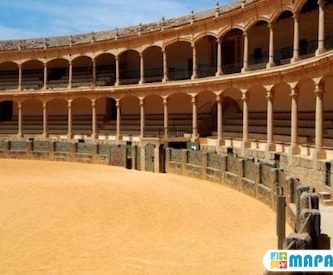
<box><xmin>0</xmin><ymin>159</ymin><xmax>278</xmax><ymax>274</ymax></box>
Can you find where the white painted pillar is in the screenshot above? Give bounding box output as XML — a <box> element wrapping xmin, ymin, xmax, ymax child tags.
<box><xmin>242</xmin><ymin>90</ymin><xmax>250</xmax><ymax>148</ymax></box>
<box><xmin>140</xmin><ymin>98</ymin><xmax>145</xmax><ymax>139</ymax></box>
<box><xmin>116</xmin><ymin>99</ymin><xmax>121</xmax><ymax>141</ymax></box>
<box><xmin>290</xmin><ymin>88</ymin><xmax>300</xmax><ymax>155</ymax></box>
<box><xmin>43</xmin><ymin>63</ymin><xmax>48</xmax><ymax>89</ymax></box>
<box><xmin>91</xmin><ymin>99</ymin><xmax>97</xmax><ymax>140</ymax></box>
<box><xmin>17</xmin><ymin>101</ymin><xmax>22</xmax><ymax>137</ymax></box>
<box><xmin>139</xmin><ymin>52</ymin><xmax>144</xmax><ymax>84</ymax></box>
<box><xmin>115</xmin><ymin>55</ymin><xmax>120</xmax><ymax>86</ymax></box>
<box><xmin>68</xmin><ymin>61</ymin><xmax>73</xmax><ymax>89</ymax></box>
<box><xmin>42</xmin><ymin>101</ymin><xmax>48</xmax><ymax>138</ymax></box>
<box><xmin>18</xmin><ymin>64</ymin><xmax>22</xmax><ymax>91</ymax></box>
<box><xmin>191</xmin><ymin>43</ymin><xmax>198</xmax><ymax>79</ymax></box>
<box><xmin>163</xmin><ymin>49</ymin><xmax>168</xmax><ymax>82</ymax></box>
<box><xmin>216</xmin><ymin>38</ymin><xmax>223</xmax><ymax>76</ymax></box>
<box><xmin>267</xmin><ymin>23</ymin><xmax>275</xmax><ymax>68</ymax></box>
<box><xmin>292</xmin><ymin>14</ymin><xmax>299</xmax><ymax>62</ymax></box>
<box><xmin>266</xmin><ymin>90</ymin><xmax>275</xmax><ymax>151</ymax></box>
<box><xmin>316</xmin><ymin>0</ymin><xmax>325</xmax><ymax>55</ymax></box>
<box><xmin>314</xmin><ymin>85</ymin><xmax>326</xmax><ymax>159</ymax></box>
<box><xmin>192</xmin><ymin>95</ymin><xmax>198</xmax><ymax>139</ymax></box>
<box><xmin>216</xmin><ymin>93</ymin><xmax>223</xmax><ymax>144</ymax></box>
<box><xmin>163</xmin><ymin>97</ymin><xmax>168</xmax><ymax>139</ymax></box>
<box><xmin>242</xmin><ymin>31</ymin><xmax>249</xmax><ymax>72</ymax></box>
<box><xmin>67</xmin><ymin>100</ymin><xmax>72</xmax><ymax>140</ymax></box>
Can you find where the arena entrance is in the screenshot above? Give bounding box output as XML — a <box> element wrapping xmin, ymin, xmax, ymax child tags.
<box><xmin>145</xmin><ymin>143</ymin><xmax>155</xmax><ymax>172</ymax></box>
<box><xmin>141</xmin><ymin>140</ymin><xmax>166</xmax><ymax>173</ymax></box>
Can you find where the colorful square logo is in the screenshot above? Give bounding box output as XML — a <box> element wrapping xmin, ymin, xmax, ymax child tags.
<box><xmin>270</xmin><ymin>251</ymin><xmax>288</xmax><ymax>269</ymax></box>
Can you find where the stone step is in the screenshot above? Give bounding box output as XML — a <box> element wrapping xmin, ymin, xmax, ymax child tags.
<box><xmin>322</xmin><ymin>199</ymin><xmax>333</xmax><ymax>206</ymax></box>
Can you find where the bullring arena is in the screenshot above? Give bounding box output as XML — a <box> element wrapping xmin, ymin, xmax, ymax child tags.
<box><xmin>0</xmin><ymin>0</ymin><xmax>333</xmax><ymax>273</ymax></box>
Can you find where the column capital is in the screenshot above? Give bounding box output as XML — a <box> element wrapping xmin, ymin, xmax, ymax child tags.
<box><xmin>91</xmin><ymin>98</ymin><xmax>96</xmax><ymax>105</ymax></box>
<box><xmin>314</xmin><ymin>87</ymin><xmax>324</xmax><ymax>96</ymax></box>
<box><xmin>290</xmin><ymin>87</ymin><xmax>299</xmax><ymax>98</ymax></box>
<box><xmin>139</xmin><ymin>97</ymin><xmax>145</xmax><ymax>106</ymax></box>
<box><xmin>243</xmin><ymin>31</ymin><xmax>248</xmax><ymax>37</ymax></box>
<box><xmin>163</xmin><ymin>97</ymin><xmax>168</xmax><ymax>105</ymax></box>
<box><xmin>293</xmin><ymin>13</ymin><xmax>299</xmax><ymax>20</ymax></box>
<box><xmin>191</xmin><ymin>95</ymin><xmax>197</xmax><ymax>104</ymax></box>
<box><xmin>241</xmin><ymin>90</ymin><xmax>248</xmax><ymax>101</ymax></box>
<box><xmin>318</xmin><ymin>0</ymin><xmax>324</xmax><ymax>7</ymax></box>
<box><xmin>42</xmin><ymin>101</ymin><xmax>48</xmax><ymax>108</ymax></box>
<box><xmin>266</xmin><ymin>90</ymin><xmax>274</xmax><ymax>99</ymax></box>
<box><xmin>17</xmin><ymin>101</ymin><xmax>22</xmax><ymax>108</ymax></box>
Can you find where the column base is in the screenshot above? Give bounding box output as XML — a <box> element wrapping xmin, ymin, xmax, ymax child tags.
<box><xmin>17</xmin><ymin>133</ymin><xmax>23</xmax><ymax>139</ymax></box>
<box><xmin>139</xmin><ymin>80</ymin><xmax>145</xmax><ymax>85</ymax></box>
<box><xmin>315</xmin><ymin>48</ymin><xmax>325</xmax><ymax>56</ymax></box>
<box><xmin>266</xmin><ymin>143</ymin><xmax>276</xmax><ymax>152</ymax></box>
<box><xmin>216</xmin><ymin>139</ymin><xmax>225</xmax><ymax>146</ymax></box>
<box><xmin>266</xmin><ymin>62</ymin><xmax>275</xmax><ymax>69</ymax></box>
<box><xmin>162</xmin><ymin>77</ymin><xmax>168</xmax><ymax>83</ymax></box>
<box><xmin>191</xmin><ymin>75</ymin><xmax>198</xmax><ymax>80</ymax></box>
<box><xmin>241</xmin><ymin>67</ymin><xmax>248</xmax><ymax>73</ymax></box>
<box><xmin>314</xmin><ymin>148</ymin><xmax>326</xmax><ymax>160</ymax></box>
<box><xmin>289</xmin><ymin>145</ymin><xmax>301</xmax><ymax>156</ymax></box>
<box><xmin>291</xmin><ymin>56</ymin><xmax>299</xmax><ymax>63</ymax></box>
<box><xmin>115</xmin><ymin>81</ymin><xmax>120</xmax><ymax>87</ymax></box>
<box><xmin>215</xmin><ymin>71</ymin><xmax>223</xmax><ymax>77</ymax></box>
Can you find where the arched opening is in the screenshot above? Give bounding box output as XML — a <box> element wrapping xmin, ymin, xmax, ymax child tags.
<box><xmin>0</xmin><ymin>100</ymin><xmax>17</xmax><ymax>135</ymax></box>
<box><xmin>120</xmin><ymin>96</ymin><xmax>140</xmax><ymax>135</ymax></box>
<box><xmin>22</xmin><ymin>99</ymin><xmax>43</xmax><ymax>135</ymax></box>
<box><xmin>0</xmin><ymin>62</ymin><xmax>18</xmax><ymax>90</ymax></box>
<box><xmin>72</xmin><ymin>56</ymin><xmax>93</xmax><ymax>88</ymax></box>
<box><xmin>95</xmin><ymin>53</ymin><xmax>116</xmax><ymax>86</ymax></box>
<box><xmin>195</xmin><ymin>35</ymin><xmax>217</xmax><ymax>78</ymax></box>
<box><xmin>166</xmin><ymin>41</ymin><xmax>192</xmax><ymax>81</ymax></box>
<box><xmin>47</xmin><ymin>99</ymin><xmax>68</xmax><ymax>135</ymax></box>
<box><xmin>297</xmin><ymin>79</ymin><xmax>316</xmax><ymax>151</ymax></box>
<box><xmin>22</xmin><ymin>60</ymin><xmax>44</xmax><ymax>90</ymax></box>
<box><xmin>299</xmin><ymin>0</ymin><xmax>319</xmax><ymax>58</ymax></box>
<box><xmin>274</xmin><ymin>11</ymin><xmax>294</xmax><ymax>65</ymax></box>
<box><xmin>247</xmin><ymin>20</ymin><xmax>269</xmax><ymax>70</ymax></box>
<box><xmin>72</xmin><ymin>98</ymin><xmax>92</xmax><ymax>136</ymax></box>
<box><xmin>196</xmin><ymin>91</ymin><xmax>216</xmax><ymax>137</ymax></box>
<box><xmin>143</xmin><ymin>46</ymin><xmax>163</xmax><ymax>83</ymax></box>
<box><xmin>325</xmin><ymin>0</ymin><xmax>333</xmax><ymax>49</ymax></box>
<box><xmin>47</xmin><ymin>59</ymin><xmax>69</xmax><ymax>89</ymax></box>
<box><xmin>98</xmin><ymin>97</ymin><xmax>117</xmax><ymax>136</ymax></box>
<box><xmin>168</xmin><ymin>93</ymin><xmax>192</xmax><ymax>137</ymax></box>
<box><xmin>119</xmin><ymin>50</ymin><xmax>140</xmax><ymax>85</ymax></box>
<box><xmin>322</xmin><ymin>72</ymin><xmax>333</xmax><ymax>147</ymax></box>
<box><xmin>221</xmin><ymin>29</ymin><xmax>244</xmax><ymax>74</ymax></box>
<box><xmin>144</xmin><ymin>95</ymin><xmax>163</xmax><ymax>137</ymax></box>
<box><xmin>246</xmin><ymin>86</ymin><xmax>268</xmax><ymax>147</ymax></box>
<box><xmin>220</xmin><ymin>88</ymin><xmax>242</xmax><ymax>140</ymax></box>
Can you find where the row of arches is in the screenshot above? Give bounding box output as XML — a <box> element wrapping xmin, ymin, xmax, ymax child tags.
<box><xmin>0</xmin><ymin>0</ymin><xmax>332</xmax><ymax>90</ymax></box>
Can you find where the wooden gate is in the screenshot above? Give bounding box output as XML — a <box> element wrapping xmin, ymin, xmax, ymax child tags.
<box><xmin>145</xmin><ymin>143</ymin><xmax>155</xmax><ymax>172</ymax></box>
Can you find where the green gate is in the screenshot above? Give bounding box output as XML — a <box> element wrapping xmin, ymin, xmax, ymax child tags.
<box><xmin>145</xmin><ymin>144</ymin><xmax>155</xmax><ymax>172</ymax></box>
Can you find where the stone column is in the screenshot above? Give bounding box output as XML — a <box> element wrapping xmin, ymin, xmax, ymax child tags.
<box><xmin>292</xmin><ymin>14</ymin><xmax>299</xmax><ymax>63</ymax></box>
<box><xmin>242</xmin><ymin>90</ymin><xmax>250</xmax><ymax>148</ymax></box>
<box><xmin>216</xmin><ymin>38</ymin><xmax>223</xmax><ymax>76</ymax></box>
<box><xmin>91</xmin><ymin>99</ymin><xmax>97</xmax><ymax>141</ymax></box>
<box><xmin>139</xmin><ymin>52</ymin><xmax>144</xmax><ymax>84</ymax></box>
<box><xmin>162</xmin><ymin>49</ymin><xmax>168</xmax><ymax>82</ymax></box>
<box><xmin>18</xmin><ymin>64</ymin><xmax>22</xmax><ymax>91</ymax></box>
<box><xmin>42</xmin><ymin>101</ymin><xmax>48</xmax><ymax>138</ymax></box>
<box><xmin>242</xmin><ymin>31</ymin><xmax>249</xmax><ymax>72</ymax></box>
<box><xmin>43</xmin><ymin>62</ymin><xmax>48</xmax><ymax>89</ymax></box>
<box><xmin>140</xmin><ymin>98</ymin><xmax>145</xmax><ymax>139</ymax></box>
<box><xmin>216</xmin><ymin>93</ymin><xmax>223</xmax><ymax>149</ymax></box>
<box><xmin>17</xmin><ymin>101</ymin><xmax>23</xmax><ymax>137</ymax></box>
<box><xmin>266</xmin><ymin>89</ymin><xmax>275</xmax><ymax>151</ymax></box>
<box><xmin>163</xmin><ymin>97</ymin><xmax>169</xmax><ymax>139</ymax></box>
<box><xmin>68</xmin><ymin>61</ymin><xmax>72</xmax><ymax>88</ymax></box>
<box><xmin>192</xmin><ymin>95</ymin><xmax>198</xmax><ymax>139</ymax></box>
<box><xmin>267</xmin><ymin>24</ymin><xmax>275</xmax><ymax>68</ymax></box>
<box><xmin>191</xmin><ymin>43</ymin><xmax>198</xmax><ymax>79</ymax></box>
<box><xmin>290</xmin><ymin>88</ymin><xmax>300</xmax><ymax>155</ymax></box>
<box><xmin>115</xmin><ymin>55</ymin><xmax>120</xmax><ymax>86</ymax></box>
<box><xmin>67</xmin><ymin>100</ymin><xmax>72</xmax><ymax>140</ymax></box>
<box><xmin>116</xmin><ymin>99</ymin><xmax>121</xmax><ymax>141</ymax></box>
<box><xmin>92</xmin><ymin>58</ymin><xmax>96</xmax><ymax>87</ymax></box>
<box><xmin>314</xmin><ymin>85</ymin><xmax>326</xmax><ymax>159</ymax></box>
<box><xmin>316</xmin><ymin>0</ymin><xmax>325</xmax><ymax>56</ymax></box>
